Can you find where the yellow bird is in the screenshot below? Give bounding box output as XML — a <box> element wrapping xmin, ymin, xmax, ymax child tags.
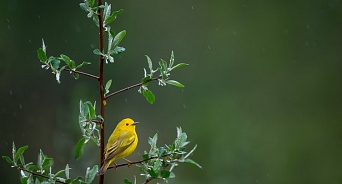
<box><xmin>98</xmin><ymin>118</ymin><xmax>139</xmax><ymax>175</ymax></box>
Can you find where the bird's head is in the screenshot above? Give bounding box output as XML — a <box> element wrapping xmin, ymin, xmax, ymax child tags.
<box><xmin>117</xmin><ymin>118</ymin><xmax>139</xmax><ymax>131</ymax></box>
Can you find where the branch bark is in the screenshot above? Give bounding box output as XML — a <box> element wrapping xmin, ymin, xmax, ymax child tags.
<box><xmin>19</xmin><ymin>168</ymin><xmax>67</xmax><ymax>184</ymax></box>
<box><xmin>64</xmin><ymin>68</ymin><xmax>99</xmax><ymax>79</ymax></box>
<box><xmin>105</xmin><ymin>76</ymin><xmax>162</xmax><ymax>99</ymax></box>
<box><xmin>97</xmin><ymin>0</ymin><xmax>105</xmax><ymax>184</ymax></box>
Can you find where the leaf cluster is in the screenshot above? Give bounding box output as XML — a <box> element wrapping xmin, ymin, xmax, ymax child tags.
<box><xmin>139</xmin><ymin>51</ymin><xmax>189</xmax><ymax>104</ymax></box>
<box><xmin>128</xmin><ymin>127</ymin><xmax>201</xmax><ymax>183</ymax></box>
<box><xmin>38</xmin><ymin>39</ymin><xmax>91</xmax><ymax>84</ymax></box>
<box><xmin>2</xmin><ymin>143</ymin><xmax>97</xmax><ymax>184</ymax></box>
<box><xmin>75</xmin><ymin>101</ymin><xmax>103</xmax><ymax>160</ymax></box>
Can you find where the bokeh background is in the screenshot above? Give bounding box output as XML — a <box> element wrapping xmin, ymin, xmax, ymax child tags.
<box><xmin>1</xmin><ymin>0</ymin><xmax>342</xmax><ymax>183</ymax></box>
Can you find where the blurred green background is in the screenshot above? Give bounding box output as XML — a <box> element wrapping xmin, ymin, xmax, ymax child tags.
<box><xmin>1</xmin><ymin>0</ymin><xmax>342</xmax><ymax>183</ymax></box>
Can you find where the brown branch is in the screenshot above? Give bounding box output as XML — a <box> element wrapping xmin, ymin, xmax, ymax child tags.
<box><xmin>97</xmin><ymin>0</ymin><xmax>105</xmax><ymax>183</ymax></box>
<box><xmin>19</xmin><ymin>168</ymin><xmax>67</xmax><ymax>184</ymax></box>
<box><xmin>64</xmin><ymin>68</ymin><xmax>99</xmax><ymax>79</ymax></box>
<box><xmin>144</xmin><ymin>177</ymin><xmax>153</xmax><ymax>184</ymax></box>
<box><xmin>104</xmin><ymin>76</ymin><xmax>162</xmax><ymax>99</ymax></box>
<box><xmin>107</xmin><ymin>154</ymin><xmax>171</xmax><ymax>170</ymax></box>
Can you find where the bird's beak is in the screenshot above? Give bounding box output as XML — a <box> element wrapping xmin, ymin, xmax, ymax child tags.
<box><xmin>133</xmin><ymin>122</ymin><xmax>139</xmax><ymax>126</ymax></box>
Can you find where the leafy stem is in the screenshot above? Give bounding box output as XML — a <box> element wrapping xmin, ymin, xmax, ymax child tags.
<box><xmin>64</xmin><ymin>68</ymin><xmax>99</xmax><ymax>80</ymax></box>
<box><xmin>104</xmin><ymin>76</ymin><xmax>162</xmax><ymax>99</ymax></box>
<box><xmin>18</xmin><ymin>167</ymin><xmax>67</xmax><ymax>184</ymax></box>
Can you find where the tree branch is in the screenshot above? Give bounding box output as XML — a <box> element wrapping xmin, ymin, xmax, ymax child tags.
<box><xmin>104</xmin><ymin>76</ymin><xmax>162</xmax><ymax>99</ymax></box>
<box><xmin>107</xmin><ymin>154</ymin><xmax>170</xmax><ymax>170</ymax></box>
<box><xmin>19</xmin><ymin>167</ymin><xmax>67</xmax><ymax>184</ymax></box>
<box><xmin>144</xmin><ymin>177</ymin><xmax>153</xmax><ymax>184</ymax></box>
<box><xmin>64</xmin><ymin>68</ymin><xmax>99</xmax><ymax>79</ymax></box>
<box><xmin>97</xmin><ymin>0</ymin><xmax>105</xmax><ymax>184</ymax></box>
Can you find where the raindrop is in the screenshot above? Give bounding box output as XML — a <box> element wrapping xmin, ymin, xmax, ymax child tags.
<box><xmin>38</xmin><ymin>14</ymin><xmax>40</xmax><ymax>19</ymax></box>
<box><xmin>183</xmin><ymin>104</ymin><xmax>186</xmax><ymax>108</ymax></box>
<box><xmin>28</xmin><ymin>39</ymin><xmax>31</xmax><ymax>43</ymax></box>
<box><xmin>208</xmin><ymin>45</ymin><xmax>211</xmax><ymax>50</ymax></box>
<box><xmin>306</xmin><ymin>24</ymin><xmax>310</xmax><ymax>30</ymax></box>
<box><xmin>191</xmin><ymin>6</ymin><xmax>194</xmax><ymax>11</ymax></box>
<box><xmin>9</xmin><ymin>90</ymin><xmax>12</xmax><ymax>95</ymax></box>
<box><xmin>19</xmin><ymin>104</ymin><xmax>22</xmax><ymax>110</ymax></box>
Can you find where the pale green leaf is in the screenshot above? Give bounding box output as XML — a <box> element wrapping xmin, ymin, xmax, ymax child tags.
<box><xmin>165</xmin><ymin>80</ymin><xmax>185</xmax><ymax>88</ymax></box>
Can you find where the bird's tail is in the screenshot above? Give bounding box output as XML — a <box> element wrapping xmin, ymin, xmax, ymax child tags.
<box><xmin>98</xmin><ymin>161</ymin><xmax>111</xmax><ymax>175</ymax></box>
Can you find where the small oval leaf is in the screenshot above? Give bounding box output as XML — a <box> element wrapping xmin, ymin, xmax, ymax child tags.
<box><xmin>74</xmin><ymin>137</ymin><xmax>87</xmax><ymax>160</ymax></box>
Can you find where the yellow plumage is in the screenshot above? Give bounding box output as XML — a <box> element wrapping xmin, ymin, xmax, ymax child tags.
<box><xmin>98</xmin><ymin>118</ymin><xmax>139</xmax><ymax>175</ymax></box>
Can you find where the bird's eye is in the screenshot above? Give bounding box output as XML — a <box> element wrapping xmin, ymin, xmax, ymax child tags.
<box><xmin>126</xmin><ymin>123</ymin><xmax>129</xmax><ymax>126</ymax></box>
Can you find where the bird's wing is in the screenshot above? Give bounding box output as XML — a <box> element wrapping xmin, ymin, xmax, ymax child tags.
<box><xmin>104</xmin><ymin>131</ymin><xmax>136</xmax><ymax>162</ymax></box>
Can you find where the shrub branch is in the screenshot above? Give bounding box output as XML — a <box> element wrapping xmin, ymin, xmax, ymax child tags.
<box><xmin>105</xmin><ymin>76</ymin><xmax>162</xmax><ymax>99</ymax></box>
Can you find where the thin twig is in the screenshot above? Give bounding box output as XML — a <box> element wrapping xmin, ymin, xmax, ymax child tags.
<box><xmin>104</xmin><ymin>76</ymin><xmax>162</xmax><ymax>99</ymax></box>
<box><xmin>144</xmin><ymin>177</ymin><xmax>153</xmax><ymax>184</ymax></box>
<box><xmin>64</xmin><ymin>68</ymin><xmax>99</xmax><ymax>79</ymax></box>
<box><xmin>19</xmin><ymin>168</ymin><xmax>67</xmax><ymax>184</ymax></box>
<box><xmin>107</xmin><ymin>154</ymin><xmax>171</xmax><ymax>170</ymax></box>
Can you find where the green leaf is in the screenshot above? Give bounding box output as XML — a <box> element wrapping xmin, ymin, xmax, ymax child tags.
<box><xmin>2</xmin><ymin>156</ymin><xmax>14</xmax><ymax>165</ymax></box>
<box><xmin>184</xmin><ymin>158</ymin><xmax>202</xmax><ymax>169</ymax></box>
<box><xmin>141</xmin><ymin>76</ymin><xmax>151</xmax><ymax>86</ymax></box>
<box><xmin>50</xmin><ymin>59</ymin><xmax>60</xmax><ymax>71</ymax></box>
<box><xmin>142</xmin><ymin>153</ymin><xmax>149</xmax><ymax>161</ymax></box>
<box><xmin>92</xmin><ymin>15</ymin><xmax>99</xmax><ymax>27</ymax></box>
<box><xmin>86</xmin><ymin>102</ymin><xmax>96</xmax><ymax>119</ymax></box>
<box><xmin>55</xmin><ymin>169</ymin><xmax>65</xmax><ymax>177</ymax></box>
<box><xmin>104</xmin><ymin>9</ymin><xmax>124</xmax><ymax>25</ymax></box>
<box><xmin>103</xmin><ymin>2</ymin><xmax>111</xmax><ymax>24</ymax></box>
<box><xmin>14</xmin><ymin>145</ymin><xmax>28</xmax><ymax>163</ymax></box>
<box><xmin>25</xmin><ymin>163</ymin><xmax>39</xmax><ymax>171</ymax></box>
<box><xmin>105</xmin><ymin>79</ymin><xmax>112</xmax><ymax>95</ymax></box>
<box><xmin>159</xmin><ymin>59</ymin><xmax>168</xmax><ymax>73</ymax></box>
<box><xmin>111</xmin><ymin>30</ymin><xmax>126</xmax><ymax>50</ymax></box>
<box><xmin>71</xmin><ymin>176</ymin><xmax>84</xmax><ymax>184</ymax></box>
<box><xmin>93</xmin><ymin>49</ymin><xmax>103</xmax><ymax>55</ymax></box>
<box><xmin>158</xmin><ymin>147</ymin><xmax>166</xmax><ymax>157</ymax></box>
<box><xmin>20</xmin><ymin>177</ymin><xmax>28</xmax><ymax>184</ymax></box>
<box><xmin>153</xmin><ymin>159</ymin><xmax>161</xmax><ymax>171</ymax></box>
<box><xmin>76</xmin><ymin>61</ymin><xmax>91</xmax><ymax>69</ymax></box>
<box><xmin>74</xmin><ymin>137</ymin><xmax>87</xmax><ymax>160</ymax></box>
<box><xmin>169</xmin><ymin>50</ymin><xmax>174</xmax><ymax>68</ymax></box>
<box><xmin>65</xmin><ymin>164</ymin><xmax>70</xmax><ymax>179</ymax></box>
<box><xmin>88</xmin><ymin>0</ymin><xmax>95</xmax><ymax>7</ymax></box>
<box><xmin>42</xmin><ymin>157</ymin><xmax>53</xmax><ymax>168</ymax></box>
<box><xmin>73</xmin><ymin>72</ymin><xmax>80</xmax><ymax>80</ymax></box>
<box><xmin>42</xmin><ymin>38</ymin><xmax>46</xmax><ymax>53</ymax></box>
<box><xmin>145</xmin><ymin>55</ymin><xmax>153</xmax><ymax>73</ymax></box>
<box><xmin>85</xmin><ymin>165</ymin><xmax>98</xmax><ymax>183</ymax></box>
<box><xmin>79</xmin><ymin>3</ymin><xmax>88</xmax><ymax>12</ymax></box>
<box><xmin>160</xmin><ymin>170</ymin><xmax>171</xmax><ymax>178</ymax></box>
<box><xmin>123</xmin><ymin>179</ymin><xmax>132</xmax><ymax>184</ymax></box>
<box><xmin>143</xmin><ymin>89</ymin><xmax>155</xmax><ymax>104</ymax></box>
<box><xmin>37</xmin><ymin>48</ymin><xmax>47</xmax><ymax>62</ymax></box>
<box><xmin>165</xmin><ymin>80</ymin><xmax>185</xmax><ymax>88</ymax></box>
<box><xmin>170</xmin><ymin>63</ymin><xmax>189</xmax><ymax>71</ymax></box>
<box><xmin>147</xmin><ymin>168</ymin><xmax>158</xmax><ymax>178</ymax></box>
<box><xmin>59</xmin><ymin>54</ymin><xmax>71</xmax><ymax>65</ymax></box>
<box><xmin>110</xmin><ymin>46</ymin><xmax>125</xmax><ymax>55</ymax></box>
<box><xmin>148</xmin><ymin>133</ymin><xmax>158</xmax><ymax>148</ymax></box>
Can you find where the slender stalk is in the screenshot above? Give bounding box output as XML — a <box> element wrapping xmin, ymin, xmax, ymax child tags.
<box><xmin>19</xmin><ymin>168</ymin><xmax>66</xmax><ymax>184</ymax></box>
<box><xmin>97</xmin><ymin>0</ymin><xmax>105</xmax><ymax>183</ymax></box>
<box><xmin>144</xmin><ymin>177</ymin><xmax>153</xmax><ymax>184</ymax></box>
<box><xmin>64</xmin><ymin>68</ymin><xmax>99</xmax><ymax>79</ymax></box>
<box><xmin>107</xmin><ymin>154</ymin><xmax>170</xmax><ymax>170</ymax></box>
<box><xmin>105</xmin><ymin>76</ymin><xmax>162</xmax><ymax>99</ymax></box>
